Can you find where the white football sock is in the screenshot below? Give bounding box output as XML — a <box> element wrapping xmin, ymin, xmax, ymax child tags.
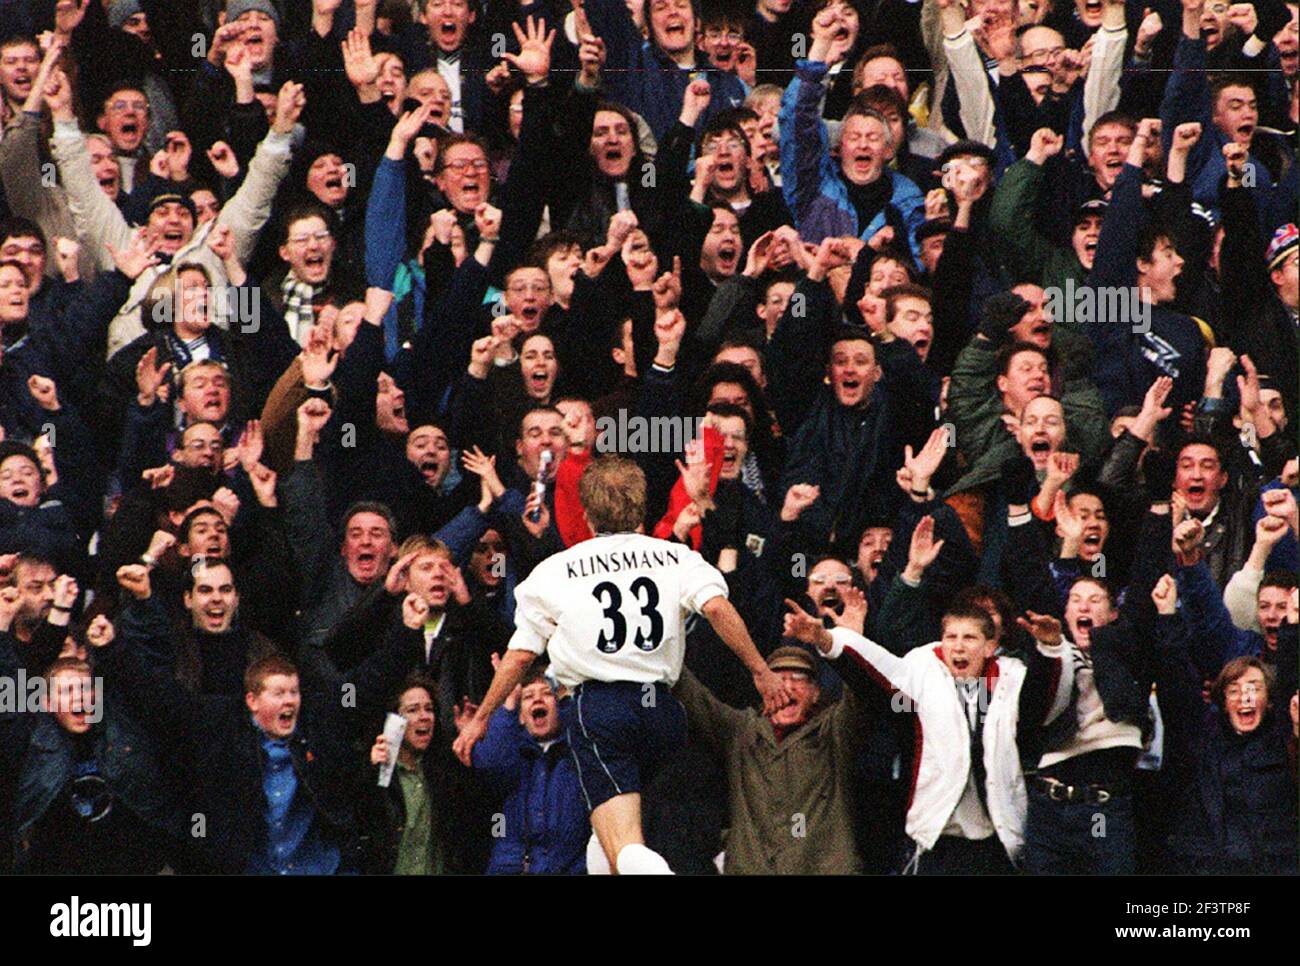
<box><xmin>615</xmin><ymin>843</ymin><xmax>674</xmax><ymax>875</ymax></box>
<box><xmin>586</xmin><ymin>834</ymin><xmax>612</xmax><ymax>875</ymax></box>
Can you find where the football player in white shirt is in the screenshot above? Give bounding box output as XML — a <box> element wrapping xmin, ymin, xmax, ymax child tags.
<box><xmin>453</xmin><ymin>456</ymin><xmax>791</xmax><ymax>874</ymax></box>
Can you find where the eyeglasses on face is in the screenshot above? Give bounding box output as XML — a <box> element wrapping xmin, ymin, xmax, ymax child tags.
<box><xmin>288</xmin><ymin>230</ymin><xmax>332</xmax><ymax>246</ymax></box>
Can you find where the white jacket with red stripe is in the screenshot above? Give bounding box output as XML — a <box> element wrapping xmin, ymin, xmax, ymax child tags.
<box><xmin>824</xmin><ymin>628</ymin><xmax>1072</xmax><ymax>862</ymax></box>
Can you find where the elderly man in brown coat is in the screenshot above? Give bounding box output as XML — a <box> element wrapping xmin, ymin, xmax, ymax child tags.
<box><xmin>674</xmin><ymin>591</ymin><xmax>876</xmax><ymax>874</ymax></box>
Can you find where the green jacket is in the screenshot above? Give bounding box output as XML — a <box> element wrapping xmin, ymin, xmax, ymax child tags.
<box><xmin>988</xmin><ymin>158</ymin><xmax>1089</xmax><ymax>329</ymax></box>
<box><xmin>674</xmin><ymin>667</ymin><xmax>869</xmax><ymax>875</ymax></box>
<box><xmin>947</xmin><ymin>333</ymin><xmax>1109</xmax><ymax>493</ymax></box>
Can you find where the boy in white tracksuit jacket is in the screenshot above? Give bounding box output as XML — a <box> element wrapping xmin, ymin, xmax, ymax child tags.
<box><xmin>786</xmin><ymin>601</ymin><xmax>1072</xmax><ymax>873</ymax></box>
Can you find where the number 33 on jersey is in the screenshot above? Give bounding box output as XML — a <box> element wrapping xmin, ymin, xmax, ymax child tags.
<box><xmin>507</xmin><ymin>532</ymin><xmax>730</xmax><ymax>689</ymax></box>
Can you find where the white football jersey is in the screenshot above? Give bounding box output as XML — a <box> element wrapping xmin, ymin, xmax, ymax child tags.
<box><xmin>508</xmin><ymin>532</ymin><xmax>729</xmax><ymax>688</ymax></box>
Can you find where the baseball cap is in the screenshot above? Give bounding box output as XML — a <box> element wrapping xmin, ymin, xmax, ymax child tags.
<box><xmin>767</xmin><ymin>646</ymin><xmax>817</xmax><ymax>676</ymax></box>
<box><xmin>1074</xmin><ymin>198</ymin><xmax>1108</xmax><ymax>224</ymax></box>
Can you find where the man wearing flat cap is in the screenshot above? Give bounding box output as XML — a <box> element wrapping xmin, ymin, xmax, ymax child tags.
<box><xmin>673</xmin><ymin>610</ymin><xmax>877</xmax><ymax>874</ymax></box>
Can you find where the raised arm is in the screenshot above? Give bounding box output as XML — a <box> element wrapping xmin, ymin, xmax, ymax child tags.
<box><xmin>215</xmin><ymin>83</ymin><xmax>300</xmax><ymax>265</ymax></box>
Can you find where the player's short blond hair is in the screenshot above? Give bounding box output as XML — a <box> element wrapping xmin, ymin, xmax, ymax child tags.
<box><xmin>579</xmin><ymin>456</ymin><xmax>646</xmax><ymax>534</ymax></box>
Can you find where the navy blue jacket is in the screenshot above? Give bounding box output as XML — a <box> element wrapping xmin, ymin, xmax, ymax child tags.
<box><xmin>1085</xmin><ymin>162</ymin><xmax>1206</xmax><ymax>418</ymax></box>
<box><xmin>472</xmin><ymin>705</ymin><xmax>587</xmax><ymax>875</ymax></box>
<box><xmin>1155</xmin><ymin>615</ymin><xmax>1299</xmax><ymax>875</ymax></box>
<box><xmin>12</xmin><ymin>711</ymin><xmax>181</xmax><ymax>872</ymax></box>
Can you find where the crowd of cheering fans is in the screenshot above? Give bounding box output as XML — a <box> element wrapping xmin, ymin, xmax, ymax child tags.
<box><xmin>0</xmin><ymin>0</ymin><xmax>1296</xmax><ymax>875</ymax></box>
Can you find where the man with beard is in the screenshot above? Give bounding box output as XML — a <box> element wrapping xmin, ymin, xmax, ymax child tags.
<box><xmin>89</xmin><ymin>581</ymin><xmax>429</xmax><ymax>874</ymax></box>
<box><xmin>458</xmin><ymin>662</ymin><xmax>588</xmax><ymax>874</ymax></box>
<box><xmin>0</xmin><ymin>553</ymin><xmax>58</xmax><ymax>657</ymax></box>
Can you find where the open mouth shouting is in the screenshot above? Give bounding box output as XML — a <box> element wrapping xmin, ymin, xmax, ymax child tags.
<box><xmin>352</xmin><ymin>550</ymin><xmax>382</xmax><ymax>581</ymax></box>
<box><xmin>1028</xmin><ymin>434</ymin><xmax>1053</xmax><ymax>466</ymax></box>
<box><xmin>9</xmin><ymin>484</ymin><xmax>31</xmax><ymax>503</ymax></box>
<box><xmin>517</xmin><ymin>303</ymin><xmax>542</xmax><ymax>330</ymax></box>
<box><xmin>418</xmin><ymin>457</ymin><xmax>446</xmax><ymax>485</ymax></box>
<box><xmin>716</xmin><ymin>240</ymin><xmax>739</xmax><ymax>273</ymax></box>
<box><xmin>158</xmin><ymin>226</ymin><xmax>187</xmax><ymax>252</ymax></box>
<box><xmin>1081</xmin><ymin>529</ymin><xmax>1103</xmax><ymax>556</ymax></box>
<box><xmin>837</xmin><ymin>376</ymin><xmax>863</xmax><ymax>405</ymax></box>
<box><xmin>389</xmin><ymin>399</ymin><xmax>408</xmax><ymax>431</ymax></box>
<box><xmin>721</xmin><ymin>447</ymin><xmax>739</xmax><ymax>474</ymax></box>
<box><xmin>301</xmin><ymin>251</ymin><xmax>329</xmax><ymax>282</ymax></box>
<box><xmin>202</xmin><ymin>603</ymin><xmax>229</xmax><ymax>629</ymax></box>
<box><xmin>458</xmin><ymin>179</ymin><xmax>484</xmax><ymax>206</ymax></box>
<box><xmin>525</xmin><ymin>366</ymin><xmax>552</xmax><ymax>398</ymax></box>
<box><xmin>847</xmin><ymin>152</ymin><xmax>877</xmax><ymax>180</ymax></box>
<box><xmin>598</xmin><ymin>142</ymin><xmax>631</xmax><ymax>177</ymax></box>
<box><xmin>1231</xmin><ymin>702</ymin><xmax>1258</xmax><ymax>729</ymax></box>
<box><xmin>322</xmin><ymin>172</ymin><xmax>346</xmax><ymax>202</ymax></box>
<box><xmin>1082</xmin><ymin>0</ymin><xmax>1103</xmax><ymax>23</ymax></box>
<box><xmin>437</xmin><ymin>19</ymin><xmax>461</xmax><ymax>46</ymax></box>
